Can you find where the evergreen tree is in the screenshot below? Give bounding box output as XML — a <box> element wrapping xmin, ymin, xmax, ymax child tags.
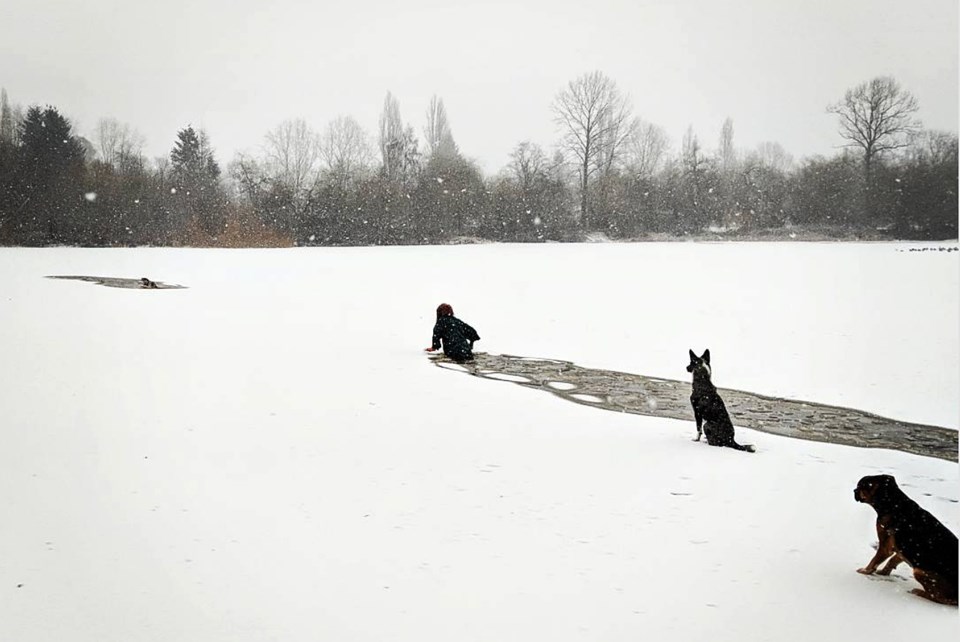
<box><xmin>19</xmin><ymin>106</ymin><xmax>85</xmax><ymax>183</ymax></box>
<box><xmin>171</xmin><ymin>126</ymin><xmax>220</xmax><ymax>187</ymax></box>
<box><xmin>169</xmin><ymin>125</ymin><xmax>223</xmax><ymax>240</ymax></box>
<box><xmin>13</xmin><ymin>106</ymin><xmax>86</xmax><ymax>244</ymax></box>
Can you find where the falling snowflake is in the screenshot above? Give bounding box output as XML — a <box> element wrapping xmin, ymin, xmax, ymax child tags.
<box><xmin>83</xmin><ymin>192</ymin><xmax>97</xmax><ymax>202</ymax></box>
<box><xmin>170</xmin><ymin>187</ymin><xmax>177</xmax><ymax>194</ymax></box>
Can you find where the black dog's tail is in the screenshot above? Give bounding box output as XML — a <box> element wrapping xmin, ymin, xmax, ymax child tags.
<box><xmin>731</xmin><ymin>442</ymin><xmax>756</xmax><ymax>453</ymax></box>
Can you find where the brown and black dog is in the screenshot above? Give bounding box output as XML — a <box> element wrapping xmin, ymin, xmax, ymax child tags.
<box><xmin>854</xmin><ymin>474</ymin><xmax>958</xmax><ymax>605</ymax></box>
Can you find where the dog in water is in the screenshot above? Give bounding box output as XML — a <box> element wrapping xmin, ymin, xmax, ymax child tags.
<box><xmin>686</xmin><ymin>349</ymin><xmax>754</xmax><ymax>452</ymax></box>
<box><xmin>854</xmin><ymin>474</ymin><xmax>958</xmax><ymax>605</ymax></box>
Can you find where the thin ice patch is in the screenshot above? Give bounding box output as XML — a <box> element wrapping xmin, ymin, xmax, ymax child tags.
<box><xmin>46</xmin><ymin>276</ymin><xmax>187</xmax><ymax>290</ymax></box>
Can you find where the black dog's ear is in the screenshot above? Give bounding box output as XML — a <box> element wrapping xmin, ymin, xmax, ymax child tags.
<box><xmin>688</xmin><ymin>349</ymin><xmax>697</xmax><ymax>361</ymax></box>
<box><xmin>702</xmin><ymin>349</ymin><xmax>710</xmax><ymax>364</ymax></box>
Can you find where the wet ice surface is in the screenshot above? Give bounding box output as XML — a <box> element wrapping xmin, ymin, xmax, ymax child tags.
<box><xmin>431</xmin><ymin>352</ymin><xmax>958</xmax><ymax>462</ymax></box>
<box><xmin>46</xmin><ymin>275</ymin><xmax>187</xmax><ymax>289</ymax></box>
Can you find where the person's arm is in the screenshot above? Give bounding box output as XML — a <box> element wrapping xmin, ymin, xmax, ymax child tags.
<box><xmin>465</xmin><ymin>323</ymin><xmax>480</xmax><ymax>345</ymax></box>
<box><xmin>425</xmin><ymin>321</ymin><xmax>444</xmax><ymax>352</ymax></box>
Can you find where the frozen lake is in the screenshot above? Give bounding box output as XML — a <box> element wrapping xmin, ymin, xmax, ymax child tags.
<box><xmin>1</xmin><ymin>242</ymin><xmax>957</xmax><ymax>641</ymax></box>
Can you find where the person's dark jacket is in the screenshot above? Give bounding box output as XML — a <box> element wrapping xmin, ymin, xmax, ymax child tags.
<box><xmin>432</xmin><ymin>316</ymin><xmax>480</xmax><ymax>361</ymax></box>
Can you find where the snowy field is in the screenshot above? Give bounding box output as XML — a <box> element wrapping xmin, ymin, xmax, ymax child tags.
<box><xmin>1</xmin><ymin>242</ymin><xmax>957</xmax><ymax>642</ymax></box>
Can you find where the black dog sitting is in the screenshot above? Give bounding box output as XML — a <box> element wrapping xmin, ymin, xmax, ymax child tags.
<box><xmin>854</xmin><ymin>474</ymin><xmax>958</xmax><ymax>605</ymax></box>
<box><xmin>686</xmin><ymin>349</ymin><xmax>754</xmax><ymax>452</ymax></box>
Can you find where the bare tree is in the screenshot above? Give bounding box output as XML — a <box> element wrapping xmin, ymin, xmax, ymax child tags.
<box><xmin>378</xmin><ymin>92</ymin><xmax>420</xmax><ymax>184</ymax></box>
<box><xmin>718</xmin><ymin>117</ymin><xmax>736</xmax><ymax>173</ymax></box>
<box><xmin>751</xmin><ymin>141</ymin><xmax>794</xmax><ymax>172</ymax></box>
<box><xmin>379</xmin><ymin>92</ymin><xmax>404</xmax><ymax>179</ymax></box>
<box><xmin>153</xmin><ymin>156</ymin><xmax>170</xmax><ymax>188</ymax></box>
<box><xmin>263</xmin><ymin>118</ymin><xmax>322</xmax><ymax>195</ymax></box>
<box><xmin>681</xmin><ymin>127</ymin><xmax>704</xmax><ymax>171</ymax></box>
<box><xmin>9</xmin><ymin>104</ymin><xmax>24</xmax><ymax>146</ymax></box>
<box><xmin>904</xmin><ymin>129</ymin><xmax>958</xmax><ymax>166</ymax></box>
<box><xmin>229</xmin><ymin>153</ymin><xmax>267</xmax><ymax>205</ymax></box>
<box><xmin>93</xmin><ymin>117</ymin><xmax>145</xmax><ymax>171</ymax></box>
<box><xmin>624</xmin><ymin>118</ymin><xmax>669</xmax><ymax>177</ymax></box>
<box><xmin>0</xmin><ymin>88</ymin><xmax>15</xmax><ymax>145</ymax></box>
<box><xmin>95</xmin><ymin>118</ymin><xmax>123</xmax><ymax>165</ymax></box>
<box><xmin>424</xmin><ymin>95</ymin><xmax>458</xmax><ymax>160</ymax></box>
<box><xmin>827</xmin><ymin>76</ymin><xmax>920</xmax><ymax>175</ymax></box>
<box><xmin>679</xmin><ymin>125</ymin><xmax>711</xmax><ymax>230</ymax></box>
<box><xmin>507</xmin><ymin>141</ymin><xmax>548</xmax><ymax>191</ymax></box>
<box><xmin>552</xmin><ymin>71</ymin><xmax>632</xmax><ymax>226</ymax></box>
<box><xmin>320</xmin><ymin>115</ymin><xmax>374</xmax><ymax>188</ymax></box>
<box><xmin>592</xmin><ymin>107</ymin><xmax>635</xmax><ymax>178</ymax></box>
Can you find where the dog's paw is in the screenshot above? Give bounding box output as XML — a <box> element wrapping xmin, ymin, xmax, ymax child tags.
<box><xmin>856</xmin><ymin>567</ymin><xmax>875</xmax><ymax>575</ymax></box>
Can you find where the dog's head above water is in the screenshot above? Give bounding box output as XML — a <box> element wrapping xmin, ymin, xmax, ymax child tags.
<box><xmin>687</xmin><ymin>349</ymin><xmax>712</xmax><ymax>378</ymax></box>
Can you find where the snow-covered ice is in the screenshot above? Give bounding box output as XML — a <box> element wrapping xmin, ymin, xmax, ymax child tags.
<box><xmin>1</xmin><ymin>242</ymin><xmax>957</xmax><ymax>641</ymax></box>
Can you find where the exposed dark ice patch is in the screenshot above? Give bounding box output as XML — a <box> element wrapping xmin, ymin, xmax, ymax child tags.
<box><xmin>46</xmin><ymin>275</ymin><xmax>187</xmax><ymax>289</ymax></box>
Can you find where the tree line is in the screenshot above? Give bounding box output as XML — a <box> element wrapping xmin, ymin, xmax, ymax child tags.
<box><xmin>0</xmin><ymin>73</ymin><xmax>956</xmax><ymax>247</ymax></box>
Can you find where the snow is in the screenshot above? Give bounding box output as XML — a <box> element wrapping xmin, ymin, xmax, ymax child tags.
<box><xmin>0</xmin><ymin>242</ymin><xmax>957</xmax><ymax>641</ymax></box>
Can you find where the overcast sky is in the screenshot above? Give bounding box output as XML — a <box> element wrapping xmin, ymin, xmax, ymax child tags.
<box><xmin>1</xmin><ymin>0</ymin><xmax>956</xmax><ymax>173</ymax></box>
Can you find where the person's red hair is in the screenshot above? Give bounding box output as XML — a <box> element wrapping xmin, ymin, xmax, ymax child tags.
<box><xmin>436</xmin><ymin>303</ymin><xmax>454</xmax><ymax>319</ymax></box>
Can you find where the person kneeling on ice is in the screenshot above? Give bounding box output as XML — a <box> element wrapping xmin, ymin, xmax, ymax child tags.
<box><xmin>425</xmin><ymin>303</ymin><xmax>480</xmax><ymax>363</ymax></box>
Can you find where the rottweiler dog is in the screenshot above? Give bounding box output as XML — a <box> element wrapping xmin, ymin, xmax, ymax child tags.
<box><xmin>854</xmin><ymin>474</ymin><xmax>958</xmax><ymax>606</ymax></box>
<box><xmin>686</xmin><ymin>349</ymin><xmax>754</xmax><ymax>452</ymax></box>
<box><xmin>139</xmin><ymin>277</ymin><xmax>158</xmax><ymax>289</ymax></box>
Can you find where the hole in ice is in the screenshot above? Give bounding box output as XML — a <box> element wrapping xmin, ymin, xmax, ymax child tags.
<box><xmin>571</xmin><ymin>393</ymin><xmax>603</xmax><ymax>403</ymax></box>
<box><xmin>484</xmin><ymin>373</ymin><xmax>530</xmax><ymax>383</ymax></box>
